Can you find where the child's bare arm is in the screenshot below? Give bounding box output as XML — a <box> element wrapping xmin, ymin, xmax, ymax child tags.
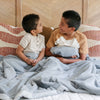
<box><xmin>37</xmin><ymin>48</ymin><xmax>45</xmax><ymax>61</ymax></box>
<box><xmin>16</xmin><ymin>45</ymin><xmax>33</xmax><ymax>65</ymax></box>
<box><xmin>32</xmin><ymin>48</ymin><xmax>45</xmax><ymax>66</ymax></box>
<box><xmin>45</xmin><ymin>47</ymin><xmax>53</xmax><ymax>56</ymax></box>
<box><xmin>57</xmin><ymin>53</ymin><xmax>87</xmax><ymax>64</ymax></box>
<box><xmin>45</xmin><ymin>47</ymin><xmax>62</xmax><ymax>57</ymax></box>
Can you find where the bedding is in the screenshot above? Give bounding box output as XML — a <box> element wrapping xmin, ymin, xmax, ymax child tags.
<box><xmin>0</xmin><ymin>23</ymin><xmax>52</xmax><ymax>56</ymax></box>
<box><xmin>78</xmin><ymin>24</ymin><xmax>100</xmax><ymax>57</ymax></box>
<box><xmin>50</xmin><ymin>46</ymin><xmax>79</xmax><ymax>58</ymax></box>
<box><xmin>0</xmin><ymin>23</ymin><xmax>100</xmax><ymax>100</ymax></box>
<box><xmin>0</xmin><ymin>56</ymin><xmax>100</xmax><ymax>100</ymax></box>
<box><xmin>21</xmin><ymin>92</ymin><xmax>100</xmax><ymax>100</ymax></box>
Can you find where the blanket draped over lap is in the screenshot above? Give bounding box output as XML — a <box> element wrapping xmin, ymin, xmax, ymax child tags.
<box><xmin>0</xmin><ymin>53</ymin><xmax>100</xmax><ymax>100</ymax></box>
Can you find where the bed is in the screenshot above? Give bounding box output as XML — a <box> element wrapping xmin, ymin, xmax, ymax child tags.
<box><xmin>0</xmin><ymin>23</ymin><xmax>100</xmax><ymax>100</ymax></box>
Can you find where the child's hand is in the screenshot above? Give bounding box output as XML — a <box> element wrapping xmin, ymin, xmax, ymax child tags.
<box><xmin>32</xmin><ymin>59</ymin><xmax>39</xmax><ymax>66</ymax></box>
<box><xmin>72</xmin><ymin>55</ymin><xmax>77</xmax><ymax>58</ymax></box>
<box><xmin>25</xmin><ymin>58</ymin><xmax>33</xmax><ymax>65</ymax></box>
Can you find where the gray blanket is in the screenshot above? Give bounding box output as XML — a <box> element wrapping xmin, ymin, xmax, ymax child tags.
<box><xmin>50</xmin><ymin>46</ymin><xmax>79</xmax><ymax>58</ymax></box>
<box><xmin>0</xmin><ymin>53</ymin><xmax>100</xmax><ymax>100</ymax></box>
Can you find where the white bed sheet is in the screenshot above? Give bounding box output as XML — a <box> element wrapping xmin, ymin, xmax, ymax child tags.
<box><xmin>26</xmin><ymin>92</ymin><xmax>100</xmax><ymax>100</ymax></box>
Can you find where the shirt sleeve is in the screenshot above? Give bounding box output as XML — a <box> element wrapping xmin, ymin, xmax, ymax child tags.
<box><xmin>19</xmin><ymin>34</ymin><xmax>30</xmax><ymax>49</ymax></box>
<box><xmin>46</xmin><ymin>30</ymin><xmax>57</xmax><ymax>48</ymax></box>
<box><xmin>41</xmin><ymin>36</ymin><xmax>45</xmax><ymax>49</ymax></box>
<box><xmin>79</xmin><ymin>34</ymin><xmax>88</xmax><ymax>54</ymax></box>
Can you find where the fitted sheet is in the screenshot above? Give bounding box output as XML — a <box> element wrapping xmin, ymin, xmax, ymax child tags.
<box><xmin>23</xmin><ymin>92</ymin><xmax>100</xmax><ymax>100</ymax></box>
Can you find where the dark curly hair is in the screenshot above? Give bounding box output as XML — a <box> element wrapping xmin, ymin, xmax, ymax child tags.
<box><xmin>22</xmin><ymin>14</ymin><xmax>39</xmax><ymax>33</ymax></box>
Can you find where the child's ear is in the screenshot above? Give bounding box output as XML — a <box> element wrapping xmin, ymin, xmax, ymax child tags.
<box><xmin>30</xmin><ymin>30</ymin><xmax>36</xmax><ymax>34</ymax></box>
<box><xmin>71</xmin><ymin>27</ymin><xmax>76</xmax><ymax>31</ymax></box>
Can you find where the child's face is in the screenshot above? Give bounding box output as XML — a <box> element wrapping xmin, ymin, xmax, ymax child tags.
<box><xmin>31</xmin><ymin>20</ymin><xmax>43</xmax><ymax>35</ymax></box>
<box><xmin>59</xmin><ymin>17</ymin><xmax>75</xmax><ymax>35</ymax></box>
<box><xmin>36</xmin><ymin>20</ymin><xmax>43</xmax><ymax>33</ymax></box>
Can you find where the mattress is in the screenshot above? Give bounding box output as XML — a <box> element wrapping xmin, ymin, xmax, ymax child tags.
<box><xmin>24</xmin><ymin>92</ymin><xmax>100</xmax><ymax>100</ymax></box>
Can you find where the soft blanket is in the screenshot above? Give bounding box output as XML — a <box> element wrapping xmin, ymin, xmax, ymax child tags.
<box><xmin>0</xmin><ymin>53</ymin><xmax>100</xmax><ymax>100</ymax></box>
<box><xmin>50</xmin><ymin>46</ymin><xmax>79</xmax><ymax>58</ymax></box>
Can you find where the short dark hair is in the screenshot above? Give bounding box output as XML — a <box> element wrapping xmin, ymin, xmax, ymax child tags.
<box><xmin>63</xmin><ymin>10</ymin><xmax>81</xmax><ymax>31</ymax></box>
<box><xmin>22</xmin><ymin>14</ymin><xmax>40</xmax><ymax>33</ymax></box>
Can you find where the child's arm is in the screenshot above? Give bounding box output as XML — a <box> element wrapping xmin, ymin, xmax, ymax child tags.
<box><xmin>37</xmin><ymin>48</ymin><xmax>45</xmax><ymax>61</ymax></box>
<box><xmin>45</xmin><ymin>47</ymin><xmax>62</xmax><ymax>57</ymax></box>
<box><xmin>56</xmin><ymin>53</ymin><xmax>87</xmax><ymax>64</ymax></box>
<box><xmin>16</xmin><ymin>45</ymin><xmax>33</xmax><ymax>65</ymax></box>
<box><xmin>32</xmin><ymin>48</ymin><xmax>45</xmax><ymax>66</ymax></box>
<box><xmin>45</xmin><ymin>47</ymin><xmax>54</xmax><ymax>56</ymax></box>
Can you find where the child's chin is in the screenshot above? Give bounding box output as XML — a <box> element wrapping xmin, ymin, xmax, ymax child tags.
<box><xmin>40</xmin><ymin>30</ymin><xmax>43</xmax><ymax>33</ymax></box>
<box><xmin>59</xmin><ymin>30</ymin><xmax>64</xmax><ymax>33</ymax></box>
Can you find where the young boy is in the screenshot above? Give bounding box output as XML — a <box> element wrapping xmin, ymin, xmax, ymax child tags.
<box><xmin>46</xmin><ymin>10</ymin><xmax>88</xmax><ymax>64</ymax></box>
<box><xmin>4</xmin><ymin>14</ymin><xmax>45</xmax><ymax>74</ymax></box>
<box><xmin>16</xmin><ymin>14</ymin><xmax>45</xmax><ymax>66</ymax></box>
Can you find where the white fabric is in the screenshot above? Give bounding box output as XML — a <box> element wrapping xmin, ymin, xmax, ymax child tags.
<box><xmin>19</xmin><ymin>92</ymin><xmax>100</xmax><ymax>100</ymax></box>
<box><xmin>0</xmin><ymin>40</ymin><xmax>17</xmax><ymax>48</ymax></box>
<box><xmin>87</xmin><ymin>39</ymin><xmax>100</xmax><ymax>48</ymax></box>
<box><xmin>19</xmin><ymin>33</ymin><xmax>45</xmax><ymax>54</ymax></box>
<box><xmin>90</xmin><ymin>57</ymin><xmax>100</xmax><ymax>60</ymax></box>
<box><xmin>0</xmin><ymin>26</ymin><xmax>26</xmax><ymax>36</ymax></box>
<box><xmin>55</xmin><ymin>36</ymin><xmax>80</xmax><ymax>49</ymax></box>
<box><xmin>78</xmin><ymin>24</ymin><xmax>100</xmax><ymax>32</ymax></box>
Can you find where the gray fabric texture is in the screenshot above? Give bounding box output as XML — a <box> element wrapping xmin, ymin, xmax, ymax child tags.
<box><xmin>50</xmin><ymin>46</ymin><xmax>79</xmax><ymax>58</ymax></box>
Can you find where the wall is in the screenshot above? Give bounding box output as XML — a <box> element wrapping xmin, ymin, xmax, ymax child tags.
<box><xmin>0</xmin><ymin>0</ymin><xmax>100</xmax><ymax>27</ymax></box>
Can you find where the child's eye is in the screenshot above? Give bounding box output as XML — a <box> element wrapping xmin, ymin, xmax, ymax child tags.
<box><xmin>60</xmin><ymin>22</ymin><xmax>64</xmax><ymax>26</ymax></box>
<box><xmin>40</xmin><ymin>23</ymin><xmax>42</xmax><ymax>26</ymax></box>
<box><xmin>61</xmin><ymin>23</ymin><xmax>64</xmax><ymax>26</ymax></box>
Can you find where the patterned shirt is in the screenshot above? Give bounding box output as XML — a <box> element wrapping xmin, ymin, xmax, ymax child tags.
<box><xmin>19</xmin><ymin>33</ymin><xmax>45</xmax><ymax>54</ymax></box>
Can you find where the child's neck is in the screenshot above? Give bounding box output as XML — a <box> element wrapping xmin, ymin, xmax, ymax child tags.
<box><xmin>31</xmin><ymin>32</ymin><xmax>38</xmax><ymax>36</ymax></box>
<box><xmin>63</xmin><ymin>32</ymin><xmax>75</xmax><ymax>39</ymax></box>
